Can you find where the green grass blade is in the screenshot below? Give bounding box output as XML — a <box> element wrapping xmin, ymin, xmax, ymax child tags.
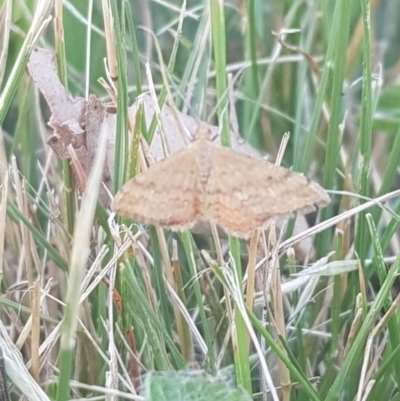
<box><xmin>210</xmin><ymin>0</ymin><xmax>229</xmax><ymax>142</ymax></box>
<box><xmin>354</xmin><ymin>0</ymin><xmax>373</xmax><ymax>263</ymax></box>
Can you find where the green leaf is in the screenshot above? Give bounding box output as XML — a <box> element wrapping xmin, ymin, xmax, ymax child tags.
<box><xmin>143</xmin><ymin>373</ymin><xmax>252</xmax><ymax>401</ymax></box>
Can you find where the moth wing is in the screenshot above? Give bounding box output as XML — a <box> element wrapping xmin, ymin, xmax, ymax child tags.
<box><xmin>112</xmin><ymin>149</ymin><xmax>204</xmax><ymax>231</ymax></box>
<box><xmin>206</xmin><ymin>147</ymin><xmax>329</xmax><ymax>238</ymax></box>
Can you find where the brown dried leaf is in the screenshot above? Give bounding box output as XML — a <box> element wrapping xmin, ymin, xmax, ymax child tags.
<box><xmin>131</xmin><ymin>93</ymin><xmax>263</xmax><ymax>162</ymax></box>
<box><xmin>27</xmin><ymin>48</ymin><xmax>87</xmax><ymax>134</ymax></box>
<box><xmin>27</xmin><ymin>49</ymin><xmax>111</xmax><ymax>206</ymax></box>
<box><xmin>84</xmin><ymin>95</ymin><xmax>111</xmax><ymax>207</ymax></box>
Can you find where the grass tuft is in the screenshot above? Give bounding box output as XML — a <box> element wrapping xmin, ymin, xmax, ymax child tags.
<box><xmin>1</xmin><ymin>1</ymin><xmax>400</xmax><ymax>400</ymax></box>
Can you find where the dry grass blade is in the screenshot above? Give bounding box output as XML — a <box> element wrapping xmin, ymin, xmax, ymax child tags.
<box><xmin>356</xmin><ymin>293</ymin><xmax>400</xmax><ymax>401</ymax></box>
<box><xmin>0</xmin><ymin>348</ymin><xmax>9</xmax><ymax>401</ymax></box>
<box><xmin>279</xmin><ymin>188</ymin><xmax>400</xmax><ymax>254</ymax></box>
<box><xmin>0</xmin><ymin>0</ymin><xmax>11</xmax><ymax>87</ymax></box>
<box><xmin>59</xmin><ymin>119</ymin><xmax>109</xmax><ymax>384</ymax></box>
<box><xmin>0</xmin><ymin>171</ymin><xmax>7</xmax><ymax>287</ymax></box>
<box><xmin>0</xmin><ymin>321</ymin><xmax>51</xmax><ymax>401</ymax></box>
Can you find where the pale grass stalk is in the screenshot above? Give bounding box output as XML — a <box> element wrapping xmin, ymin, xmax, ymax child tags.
<box><xmin>285</xmin><ymin>324</ymin><xmax>332</xmax><ymax>340</ymax></box>
<box><xmin>0</xmin><ymin>0</ymin><xmax>52</xmax><ymax>118</ymax></box>
<box><xmin>112</xmin><ymin>341</ymin><xmax>138</xmax><ymax>395</ymax></box>
<box><xmin>78</xmin><ymin>318</ymin><xmax>108</xmax><ymax>364</ymax></box>
<box><xmin>77</xmin><ymin>315</ymin><xmax>132</xmax><ymax>390</ymax></box>
<box><xmin>331</xmin><ymin>190</ymin><xmax>400</xmax><ymax>218</ymax></box>
<box><xmin>145</xmin><ymin>2</ymin><xmax>190</xmax><ymax>141</ymax></box>
<box><xmin>0</xmin><ymin>133</ymin><xmax>7</xmax><ymax>180</ymax></box>
<box><xmin>209</xmin><ymin>0</ymin><xmax>229</xmax><ymax>135</ymax></box>
<box><xmin>24</xmin><ymin>179</ymin><xmax>41</xmax><ymax>267</ymax></box>
<box><xmin>224</xmin><ymin>265</ymin><xmax>280</xmax><ymax>401</ymax></box>
<box><xmin>137</xmin><ymin>131</ymin><xmax>153</xmax><ymax>171</ymax></box>
<box><xmin>182</xmin><ymin>6</ymin><xmax>210</xmax><ymax>115</ymax></box>
<box><xmin>62</xmin><ymin>1</ymin><xmax>104</xmax><ymax>37</ymax></box>
<box><xmin>0</xmin><ymin>321</ymin><xmax>51</xmax><ymax>401</ymax></box>
<box><xmin>31</xmin><ymin>280</ymin><xmax>40</xmax><ymax>382</ymax></box>
<box><xmin>136</xmin><ymin>235</ymin><xmax>155</xmax><ymax>264</ymax></box>
<box><xmin>34</xmin><ymin>147</ymin><xmax>54</xmax><ymax>208</ymax></box>
<box><xmin>100</xmin><ymin>71</ymin><xmax>117</xmax><ymax>105</ymax></box>
<box><xmin>79</xmin><ymin>321</ymin><xmax>138</xmax><ymax>394</ymax></box>
<box><xmin>0</xmin><ymin>171</ymin><xmax>7</xmax><ymax>288</ymax></box>
<box><xmin>145</xmin><ymin>61</ymin><xmax>170</xmax><ymax>154</ymax></box>
<box><xmin>81</xmin><ymin>300</ymin><xmax>97</xmax><ymax>370</ymax></box>
<box><xmin>155</xmin><ymin>227</ymin><xmax>191</xmax><ymax>360</ymax></box>
<box><xmin>59</xmin><ymin>122</ymin><xmax>108</xmax><ymax>361</ymax></box>
<box><xmin>216</xmin><ymin>320</ymin><xmax>232</xmax><ymax>369</ymax></box>
<box><xmin>201</xmin><ymin>252</ymin><xmax>275</xmax><ymax>398</ymax></box>
<box><xmin>364</xmin><ymin>332</ymin><xmax>387</xmax><ymax>382</ymax></box>
<box><xmin>39</xmin><ymin>312</ymin><xmax>121</xmax><ymax>378</ymax></box>
<box><xmin>266</xmin><ymin>131</ymin><xmax>290</xmax><ymax>290</ymax></box>
<box><xmin>279</xmin><ymin>187</ymin><xmax>400</xmax><ymax>254</ymax></box>
<box><xmin>85</xmin><ymin>0</ymin><xmax>94</xmax><ymax>99</ymax></box>
<box><xmin>227</xmin><ymin>73</ymin><xmax>240</xmax><ymax>136</ymax></box>
<box><xmin>93</xmin><ymin>319</ymin><xmax>138</xmax><ymax>393</ymax></box>
<box><xmin>171</xmin><ymin>239</ymin><xmax>192</xmax><ymax>362</ymax></box>
<box><xmin>80</xmin><ymin>244</ymin><xmax>111</xmax><ymax>300</ymax></box>
<box><xmin>260</xmin><ymin>302</ymin><xmax>268</xmax><ymax>401</ymax></box>
<box><xmin>69</xmin><ymin>380</ymin><xmax>144</xmax><ymax>400</ymax></box>
<box><xmin>206</xmin><ymin>239</ymin><xmax>233</xmax><ymax>369</ymax></box>
<box><xmin>133</xmin><ymin>242</ymin><xmax>157</xmax><ymax>307</ymax></box>
<box><xmin>54</xmin><ymin>0</ymin><xmax>73</xmax><ymax>239</ymax></box>
<box><xmin>136</xmin><ymin>1</ymin><xmax>152</xmax><ymax>62</ymax></box>
<box><xmin>272</xmin><ymin>30</ymin><xmax>320</xmax><ymax>83</ymax></box>
<box><xmin>11</xmin><ymin>157</ymin><xmax>33</xmax><ymax>290</ymax></box>
<box><xmin>0</xmin><ymin>0</ymin><xmax>12</xmax><ymax>86</ymax></box>
<box><xmin>54</xmin><ymin>0</ymin><xmax>65</xmax><ymax>62</ymax></box>
<box><xmin>140</xmin><ymin>65</ymin><xmax>187</xmax><ymax>341</ymax></box>
<box><xmin>357</xmin><ymin>257</ymin><xmax>367</xmax><ymax>303</ymax></box>
<box><xmin>288</xmin><ymin>274</ymin><xmax>321</xmax><ymax>320</ymax></box>
<box><xmin>25</xmin><ymin>279</ymin><xmax>56</xmax><ymax>371</ymax></box>
<box><xmin>207</xmin><ymin>54</ymin><xmax>322</xmax><ymax>80</ymax></box>
<box><xmin>224</xmin><ymin>263</ymin><xmax>234</xmax><ymax>365</ymax></box>
<box><xmin>151</xmin><ymin>0</ymin><xmax>199</xmax><ymax>19</ymax></box>
<box><xmin>0</xmin><ymin>348</ymin><xmax>9</xmax><ymax>401</ymax></box>
<box><xmin>244</xmin><ymin>231</ymin><xmax>258</xmax><ymax>311</ymax></box>
<box><xmin>34</xmin><ymin>321</ymin><xmax>62</xmax><ymax>372</ymax></box>
<box><xmin>11</xmin><ymin>161</ymin><xmax>41</xmax><ymax>363</ymax></box>
<box><xmin>346</xmin><ymin>0</ymin><xmax>379</xmax><ymax>67</ymax></box>
<box><xmin>356</xmin><ymin>292</ymin><xmax>400</xmax><ymax>401</ymax></box>
<box><xmin>241</xmin><ymin>23</ymin><xmax>300</xmax><ymax>141</ymax></box>
<box><xmin>230</xmin><ymin>312</ymin><xmax>239</xmax><ymax>370</ymax></box>
<box><xmin>258</xmin><ymin>129</ymin><xmax>290</xmax><ymax>399</ymax></box>
<box><xmin>134</xmin><ymin>236</ymin><xmax>170</xmax><ymax>352</ymax></box>
<box><xmin>155</xmin><ymin>226</ymin><xmax>176</xmax><ymax>288</ymax></box>
<box><xmin>268</xmin><ymin>227</ymin><xmax>291</xmax><ymax>401</ymax></box>
<box><xmin>102</xmin><ymin>0</ymin><xmax>117</xmax><ymax>82</ymax></box>
<box><xmin>343</xmin><ymin>307</ymin><xmax>363</xmax><ymax>358</ymax></box>
<box><xmin>165</xmin><ymin>275</ymin><xmax>208</xmax><ymax>356</ymax></box>
<box><xmin>106</xmin><ymin>256</ymin><xmax>118</xmax><ymax>400</ymax></box>
<box><xmin>29</xmin><ymin>217</ymin><xmax>43</xmax><ymax>276</ymax></box>
<box><xmin>67</xmin><ymin>144</ymin><xmax>86</xmax><ymax>188</ymax></box>
<box><xmin>360</xmin><ymin>381</ymin><xmax>375</xmax><ymax>401</ymax></box>
<box><xmin>210</xmin><ymin>223</ymin><xmax>224</xmax><ymax>266</ymax></box>
<box><xmin>252</xmin><ymin>274</ymin><xmax>319</xmax><ymax>309</ymax></box>
<box><xmin>336</xmin><ymin>185</ymin><xmax>351</xmax><ymax>303</ymax></box>
<box><xmin>266</xmin><ymin>131</ymin><xmax>291</xmax><ymax>400</ymax></box>
<box><xmin>115</xmin><ymin>324</ymin><xmax>138</xmax><ymax>394</ymax></box>
<box><xmin>290</xmin><ymin>253</ymin><xmax>354</xmax><ymax>278</ymax></box>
